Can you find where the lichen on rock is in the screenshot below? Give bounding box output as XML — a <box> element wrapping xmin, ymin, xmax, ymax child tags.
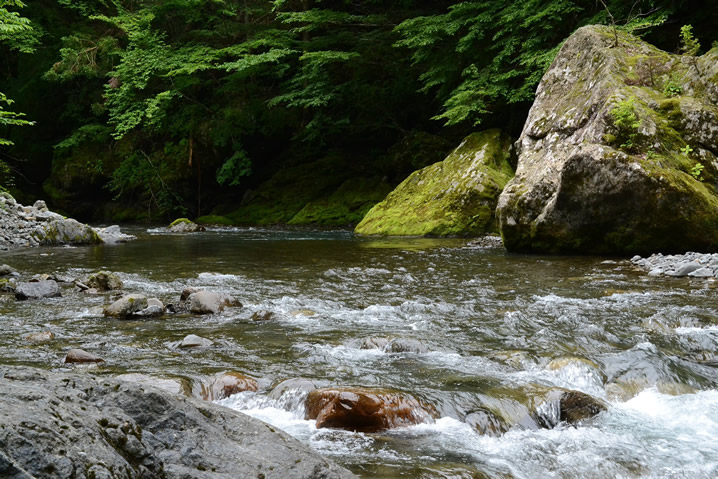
<box><xmin>497</xmin><ymin>25</ymin><xmax>718</xmax><ymax>255</ymax></box>
<box><xmin>355</xmin><ymin>129</ymin><xmax>514</xmax><ymax>236</ymax></box>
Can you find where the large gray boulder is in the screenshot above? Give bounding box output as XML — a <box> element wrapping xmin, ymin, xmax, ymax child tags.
<box><xmin>35</xmin><ymin>218</ymin><xmax>103</xmax><ymax>246</ymax></box>
<box><xmin>0</xmin><ymin>367</ymin><xmax>354</xmax><ymax>479</ymax></box>
<box><xmin>15</xmin><ymin>280</ymin><xmax>61</xmax><ymax>300</ymax></box>
<box><xmin>497</xmin><ymin>25</ymin><xmax>718</xmax><ymax>254</ymax></box>
<box><xmin>356</xmin><ymin>130</ymin><xmax>514</xmax><ymax>236</ymax></box>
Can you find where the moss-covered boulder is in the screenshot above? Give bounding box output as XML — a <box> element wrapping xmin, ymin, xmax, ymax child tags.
<box><xmin>355</xmin><ymin>130</ymin><xmax>514</xmax><ymax>236</ymax></box>
<box><xmin>497</xmin><ymin>25</ymin><xmax>718</xmax><ymax>254</ymax></box>
<box><xmin>168</xmin><ymin>217</ymin><xmax>204</xmax><ymax>232</ymax></box>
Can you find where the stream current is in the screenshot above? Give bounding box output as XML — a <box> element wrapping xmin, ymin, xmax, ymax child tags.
<box><xmin>1</xmin><ymin>227</ymin><xmax>718</xmax><ymax>478</ymax></box>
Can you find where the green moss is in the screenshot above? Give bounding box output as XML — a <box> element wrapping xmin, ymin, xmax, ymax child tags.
<box><xmin>356</xmin><ymin>130</ymin><xmax>515</xmax><ymax>237</ymax></box>
<box><xmin>169</xmin><ymin>218</ymin><xmax>193</xmax><ymax>227</ymax></box>
<box><xmin>195</xmin><ymin>215</ymin><xmax>234</xmax><ymax>225</ymax></box>
<box><xmin>288</xmin><ymin>177</ymin><xmax>393</xmax><ymax>226</ymax></box>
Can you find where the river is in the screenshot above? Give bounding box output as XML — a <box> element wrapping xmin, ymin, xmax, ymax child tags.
<box><xmin>2</xmin><ymin>227</ymin><xmax>718</xmax><ymax>478</ymax></box>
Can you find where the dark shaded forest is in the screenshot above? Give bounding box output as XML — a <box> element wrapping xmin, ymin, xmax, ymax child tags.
<box><xmin>1</xmin><ymin>0</ymin><xmax>716</xmax><ymax>222</ymax></box>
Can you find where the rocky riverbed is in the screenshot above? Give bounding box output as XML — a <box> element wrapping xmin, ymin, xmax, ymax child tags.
<box><xmin>631</xmin><ymin>252</ymin><xmax>718</xmax><ymax>279</ymax></box>
<box><xmin>0</xmin><ymin>366</ymin><xmax>354</xmax><ymax>479</ymax></box>
<box><xmin>0</xmin><ymin>193</ymin><xmax>135</xmax><ymax>250</ymax></box>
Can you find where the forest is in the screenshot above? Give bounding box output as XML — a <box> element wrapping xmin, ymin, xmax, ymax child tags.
<box><xmin>1</xmin><ymin>0</ymin><xmax>716</xmax><ymax>223</ymax></box>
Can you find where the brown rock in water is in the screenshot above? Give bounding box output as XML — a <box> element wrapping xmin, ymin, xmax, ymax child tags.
<box><xmin>64</xmin><ymin>349</ymin><xmax>104</xmax><ymax>364</ymax></box>
<box><xmin>203</xmin><ymin>372</ymin><xmax>259</xmax><ymax>401</ymax></box>
<box><xmin>251</xmin><ymin>310</ymin><xmax>277</xmax><ymax>322</ymax></box>
<box><xmin>533</xmin><ymin>389</ymin><xmax>607</xmax><ymax>429</ymax></box>
<box><xmin>305</xmin><ymin>387</ymin><xmax>436</xmax><ymax>432</ymax></box>
<box><xmin>180</xmin><ymin>287</ymin><xmax>200</xmax><ymax>301</ymax></box>
<box><xmin>559</xmin><ymin>390</ymin><xmax>607</xmax><ymax>424</ymax></box>
<box><xmin>24</xmin><ymin>331</ymin><xmax>55</xmax><ymax>343</ymax></box>
<box><xmin>465</xmin><ymin>409</ymin><xmax>507</xmax><ymax>436</ymax></box>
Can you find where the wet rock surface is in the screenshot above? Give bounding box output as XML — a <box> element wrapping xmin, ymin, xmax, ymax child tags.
<box><xmin>85</xmin><ymin>271</ymin><xmax>123</xmax><ymax>291</ymax></box>
<box><xmin>64</xmin><ymin>348</ymin><xmax>104</xmax><ymax>364</ymax></box>
<box><xmin>104</xmin><ymin>294</ymin><xmax>148</xmax><ymax>318</ymax></box>
<box><xmin>0</xmin><ymin>367</ymin><xmax>354</xmax><ymax>479</ymax></box>
<box><xmin>203</xmin><ymin>372</ymin><xmax>259</xmax><ymax>401</ymax></box>
<box><xmin>187</xmin><ymin>291</ymin><xmax>240</xmax><ymax>315</ymax></box>
<box><xmin>305</xmin><ymin>387</ymin><xmax>437</xmax><ymax>432</ymax></box>
<box><xmin>15</xmin><ymin>280</ymin><xmax>61</xmax><ymax>300</ymax></box>
<box><xmin>632</xmin><ymin>252</ymin><xmax>718</xmax><ymax>278</ymax></box>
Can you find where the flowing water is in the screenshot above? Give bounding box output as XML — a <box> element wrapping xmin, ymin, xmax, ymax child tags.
<box><xmin>2</xmin><ymin>227</ymin><xmax>718</xmax><ymax>478</ymax></box>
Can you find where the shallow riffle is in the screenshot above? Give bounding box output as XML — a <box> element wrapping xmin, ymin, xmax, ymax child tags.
<box><xmin>1</xmin><ymin>227</ymin><xmax>718</xmax><ymax>478</ymax></box>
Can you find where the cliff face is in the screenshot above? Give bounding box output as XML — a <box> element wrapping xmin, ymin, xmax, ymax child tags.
<box><xmin>497</xmin><ymin>25</ymin><xmax>718</xmax><ymax>254</ymax></box>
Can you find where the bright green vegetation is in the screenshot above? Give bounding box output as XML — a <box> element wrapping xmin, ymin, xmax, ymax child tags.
<box><xmin>355</xmin><ymin>130</ymin><xmax>514</xmax><ymax>236</ymax></box>
<box><xmin>0</xmin><ymin>1</ymin><xmax>715</xmax><ymax>224</ymax></box>
<box><xmin>168</xmin><ymin>217</ymin><xmax>193</xmax><ymax>227</ymax></box>
<box><xmin>607</xmin><ymin>97</ymin><xmax>640</xmax><ymax>152</ymax></box>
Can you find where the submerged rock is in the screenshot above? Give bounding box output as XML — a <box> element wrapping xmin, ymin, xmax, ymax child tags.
<box><xmin>359</xmin><ymin>337</ymin><xmax>428</xmax><ymax>353</ymax></box>
<box><xmin>305</xmin><ymin>387</ymin><xmax>436</xmax><ymax>432</ymax></box>
<box><xmin>176</xmin><ymin>334</ymin><xmax>213</xmax><ymax>349</ymax></box>
<box><xmin>465</xmin><ymin>408</ymin><xmax>507</xmax><ymax>436</ymax></box>
<box><xmin>533</xmin><ymin>389</ymin><xmax>607</xmax><ymax>429</ymax></box>
<box><xmin>251</xmin><ymin>309</ymin><xmax>278</xmax><ymax>322</ymax></box>
<box><xmin>269</xmin><ymin>378</ymin><xmax>329</xmax><ymax>400</ymax></box>
<box><xmin>497</xmin><ymin>25</ymin><xmax>718</xmax><ymax>254</ymax></box>
<box><xmin>0</xmin><ymin>366</ymin><xmax>354</xmax><ymax>478</ymax></box>
<box><xmin>24</xmin><ymin>331</ymin><xmax>55</xmax><ymax>343</ymax></box>
<box><xmin>0</xmin><ymin>264</ymin><xmax>17</xmax><ymax>276</ymax></box>
<box><xmin>14</xmin><ymin>280</ymin><xmax>61</xmax><ymax>300</ymax></box>
<box><xmin>356</xmin><ymin>130</ymin><xmax>514</xmax><ymax>236</ymax></box>
<box><xmin>203</xmin><ymin>372</ymin><xmax>259</xmax><ymax>401</ymax></box>
<box><xmin>86</xmin><ymin>270</ymin><xmax>123</xmax><ymax>291</ymax></box>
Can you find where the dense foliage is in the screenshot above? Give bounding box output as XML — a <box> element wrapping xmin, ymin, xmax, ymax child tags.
<box><xmin>0</xmin><ymin>0</ymin><xmax>715</xmax><ymax>218</ymax></box>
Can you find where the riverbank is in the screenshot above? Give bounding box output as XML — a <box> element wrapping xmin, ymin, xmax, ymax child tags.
<box><xmin>0</xmin><ymin>193</ymin><xmax>135</xmax><ymax>251</ymax></box>
<box><xmin>631</xmin><ymin>252</ymin><xmax>718</xmax><ymax>279</ymax></box>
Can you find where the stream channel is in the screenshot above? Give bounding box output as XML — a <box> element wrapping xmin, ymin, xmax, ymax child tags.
<box><xmin>2</xmin><ymin>227</ymin><xmax>718</xmax><ymax>478</ymax></box>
